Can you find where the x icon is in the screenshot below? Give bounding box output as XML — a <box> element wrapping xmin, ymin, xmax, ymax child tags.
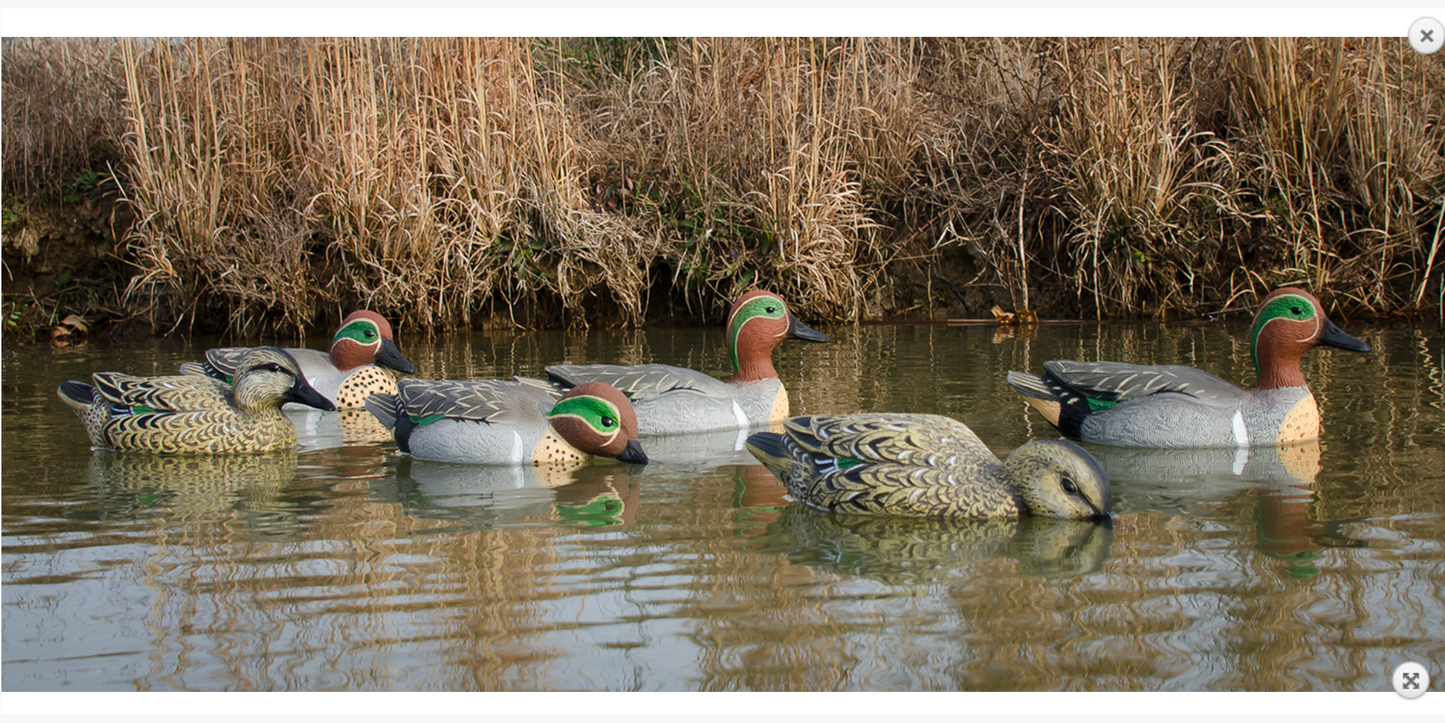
<box><xmin>1412</xmin><ymin>18</ymin><xmax>1445</xmax><ymax>55</ymax></box>
<box><xmin>1403</xmin><ymin>672</ymin><xmax>1420</xmax><ymax>689</ymax></box>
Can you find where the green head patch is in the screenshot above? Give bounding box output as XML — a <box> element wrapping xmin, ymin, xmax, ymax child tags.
<box><xmin>334</xmin><ymin>319</ymin><xmax>382</xmax><ymax>348</ymax></box>
<box><xmin>1250</xmin><ymin>292</ymin><xmax>1316</xmax><ymax>375</ymax></box>
<box><xmin>726</xmin><ymin>294</ymin><xmax>787</xmax><ymax>371</ymax></box>
<box><xmin>547</xmin><ymin>395</ymin><xmax>624</xmax><ymax>438</ymax></box>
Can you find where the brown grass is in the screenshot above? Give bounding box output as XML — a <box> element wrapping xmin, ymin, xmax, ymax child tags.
<box><xmin>2</xmin><ymin>38</ymin><xmax>1441</xmax><ymax>334</ymax></box>
<box><xmin>1</xmin><ymin>38</ymin><xmax>127</xmax><ymax>197</ymax></box>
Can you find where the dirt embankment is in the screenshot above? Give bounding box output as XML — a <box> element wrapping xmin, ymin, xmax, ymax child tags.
<box><xmin>2</xmin><ymin>191</ymin><xmax>139</xmax><ymax>343</ymax></box>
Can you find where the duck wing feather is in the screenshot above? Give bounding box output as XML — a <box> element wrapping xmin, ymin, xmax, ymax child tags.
<box><xmin>1042</xmin><ymin>360</ymin><xmax>1245</xmax><ymax>407</ymax></box>
<box><xmin>542</xmin><ymin>363</ymin><xmax>735</xmax><ymax>403</ymax></box>
<box><xmin>92</xmin><ymin>372</ymin><xmax>236</xmax><ymax>414</ymax></box>
<box><xmin>395</xmin><ymin>379</ymin><xmax>551</xmax><ymax>424</ymax></box>
<box><xmin>780</xmin><ymin>414</ymin><xmax>1014</xmax><ymax>515</ymax></box>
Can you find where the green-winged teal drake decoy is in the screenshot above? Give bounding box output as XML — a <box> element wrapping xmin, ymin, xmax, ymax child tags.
<box><xmin>179</xmin><ymin>310</ymin><xmax>416</xmax><ymax>409</ymax></box>
<box><xmin>522</xmin><ymin>291</ymin><xmax>828</xmax><ymax>436</ymax></box>
<box><xmin>365</xmin><ymin>379</ymin><xmax>649</xmax><ymax>467</ymax></box>
<box><xmin>745</xmin><ymin>413</ymin><xmax>1111</xmax><ymax>520</ymax></box>
<box><xmin>59</xmin><ymin>346</ymin><xmax>336</xmax><ymax>454</ymax></box>
<box><xmin>1006</xmin><ymin>287</ymin><xmax>1370</xmax><ymax>448</ymax></box>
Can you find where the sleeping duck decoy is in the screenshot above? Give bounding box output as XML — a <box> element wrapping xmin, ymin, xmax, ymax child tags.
<box><xmin>746</xmin><ymin>413</ymin><xmax>1110</xmax><ymax>520</ymax></box>
<box><xmin>366</xmin><ymin>379</ymin><xmax>648</xmax><ymax>467</ymax></box>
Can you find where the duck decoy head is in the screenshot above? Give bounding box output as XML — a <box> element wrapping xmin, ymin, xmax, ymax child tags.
<box><xmin>331</xmin><ymin>311</ymin><xmax>418</xmax><ymax>374</ymax></box>
<box><xmin>1004</xmin><ymin>439</ymin><xmax>1112</xmax><ymax>521</ymax></box>
<box><xmin>236</xmin><ymin>346</ymin><xmax>337</xmax><ymax>412</ymax></box>
<box><xmin>1250</xmin><ymin>288</ymin><xmax>1370</xmax><ymax>388</ymax></box>
<box><xmin>546</xmin><ymin>382</ymin><xmax>648</xmax><ymax>464</ymax></box>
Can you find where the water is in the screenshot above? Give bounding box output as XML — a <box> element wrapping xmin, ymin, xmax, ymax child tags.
<box><xmin>3</xmin><ymin>320</ymin><xmax>1444</xmax><ymax>693</ymax></box>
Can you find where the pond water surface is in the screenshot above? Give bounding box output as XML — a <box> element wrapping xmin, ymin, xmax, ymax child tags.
<box><xmin>3</xmin><ymin>319</ymin><xmax>1443</xmax><ymax>695</ymax></box>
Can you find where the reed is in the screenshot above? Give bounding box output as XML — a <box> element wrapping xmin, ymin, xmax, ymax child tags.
<box><xmin>2</xmin><ymin>38</ymin><xmax>1440</xmax><ymax>334</ymax></box>
<box><xmin>1</xmin><ymin>38</ymin><xmax>126</xmax><ymax>197</ymax></box>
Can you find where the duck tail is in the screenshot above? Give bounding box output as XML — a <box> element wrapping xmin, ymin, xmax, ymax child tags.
<box><xmin>57</xmin><ymin>380</ymin><xmax>97</xmax><ymax>411</ymax></box>
<box><xmin>58</xmin><ymin>380</ymin><xmax>110</xmax><ymax>448</ymax></box>
<box><xmin>744</xmin><ymin>431</ymin><xmax>808</xmax><ymax>491</ymax></box>
<box><xmin>177</xmin><ymin>361</ymin><xmax>211</xmax><ymax>378</ymax></box>
<box><xmin>364</xmin><ymin>393</ymin><xmax>400</xmax><ymax>430</ymax></box>
<box><xmin>364</xmin><ymin>393</ymin><xmax>414</xmax><ymax>453</ymax></box>
<box><xmin>1006</xmin><ymin>371</ymin><xmax>1089</xmax><ymax>439</ymax></box>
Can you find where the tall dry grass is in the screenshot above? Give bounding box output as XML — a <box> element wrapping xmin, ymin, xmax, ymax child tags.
<box><xmin>1224</xmin><ymin>38</ymin><xmax>1442</xmax><ymax>314</ymax></box>
<box><xmin>1</xmin><ymin>38</ymin><xmax>127</xmax><ymax>197</ymax></box>
<box><xmin>3</xmin><ymin>38</ymin><xmax>1441</xmax><ymax>333</ymax></box>
<box><xmin>572</xmin><ymin>38</ymin><xmax>902</xmax><ymax>320</ymax></box>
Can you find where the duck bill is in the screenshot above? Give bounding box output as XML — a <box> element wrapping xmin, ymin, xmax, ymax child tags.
<box><xmin>376</xmin><ymin>338</ymin><xmax>418</xmax><ymax>374</ymax></box>
<box><xmin>1317</xmin><ymin>318</ymin><xmax>1371</xmax><ymax>353</ymax></box>
<box><xmin>616</xmin><ymin>439</ymin><xmax>649</xmax><ymax>465</ymax></box>
<box><xmin>786</xmin><ymin>313</ymin><xmax>829</xmax><ymax>343</ymax></box>
<box><xmin>287</xmin><ymin>377</ymin><xmax>337</xmax><ymax>411</ymax></box>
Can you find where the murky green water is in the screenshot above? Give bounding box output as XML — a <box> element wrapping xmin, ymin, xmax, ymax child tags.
<box><xmin>3</xmin><ymin>320</ymin><xmax>1443</xmax><ymax>692</ymax></box>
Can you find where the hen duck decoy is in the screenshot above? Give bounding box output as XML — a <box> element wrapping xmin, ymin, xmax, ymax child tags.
<box><xmin>59</xmin><ymin>346</ymin><xmax>335</xmax><ymax>454</ymax></box>
<box><xmin>746</xmin><ymin>413</ymin><xmax>1111</xmax><ymax>520</ymax></box>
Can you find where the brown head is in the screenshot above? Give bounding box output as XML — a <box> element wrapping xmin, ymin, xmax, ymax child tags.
<box><xmin>329</xmin><ymin>311</ymin><xmax>417</xmax><ymax>375</ymax></box>
<box><xmin>724</xmin><ymin>290</ymin><xmax>829</xmax><ymax>383</ymax></box>
<box><xmin>545</xmin><ymin>382</ymin><xmax>648</xmax><ymax>464</ymax></box>
<box><xmin>1248</xmin><ymin>288</ymin><xmax>1370</xmax><ymax>389</ymax></box>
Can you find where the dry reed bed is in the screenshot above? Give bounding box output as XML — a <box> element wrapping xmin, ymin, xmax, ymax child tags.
<box><xmin>2</xmin><ymin>37</ymin><xmax>1440</xmax><ymax>332</ymax></box>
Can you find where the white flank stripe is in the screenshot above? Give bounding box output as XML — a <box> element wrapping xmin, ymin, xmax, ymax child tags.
<box><xmin>1231</xmin><ymin>410</ymin><xmax>1249</xmax><ymax>447</ymax></box>
<box><xmin>1233</xmin><ymin>445</ymin><xmax>1249</xmax><ymax>476</ymax></box>
<box><xmin>511</xmin><ymin>430</ymin><xmax>525</xmax><ymax>464</ymax></box>
<box><xmin>731</xmin><ymin>399</ymin><xmax>749</xmax><ymax>429</ymax></box>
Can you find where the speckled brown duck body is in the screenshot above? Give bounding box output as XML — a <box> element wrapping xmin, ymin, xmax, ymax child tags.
<box><xmin>1006</xmin><ymin>288</ymin><xmax>1371</xmax><ymax>448</ymax></box>
<box><xmin>746</xmin><ymin>413</ymin><xmax>1111</xmax><ymax>520</ymax></box>
<box><xmin>180</xmin><ymin>311</ymin><xmax>416</xmax><ymax>409</ymax></box>
<box><xmin>59</xmin><ymin>347</ymin><xmax>336</xmax><ymax>454</ymax></box>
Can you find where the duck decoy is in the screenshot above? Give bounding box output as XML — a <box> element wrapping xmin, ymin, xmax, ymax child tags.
<box><xmin>180</xmin><ymin>310</ymin><xmax>416</xmax><ymax>409</ymax></box>
<box><xmin>1006</xmin><ymin>287</ymin><xmax>1370</xmax><ymax>448</ymax></box>
<box><xmin>366</xmin><ymin>379</ymin><xmax>648</xmax><ymax>467</ymax></box>
<box><xmin>59</xmin><ymin>346</ymin><xmax>336</xmax><ymax>454</ymax></box>
<box><xmin>746</xmin><ymin>413</ymin><xmax>1111</xmax><ymax>520</ymax></box>
<box><xmin>522</xmin><ymin>291</ymin><xmax>828</xmax><ymax>435</ymax></box>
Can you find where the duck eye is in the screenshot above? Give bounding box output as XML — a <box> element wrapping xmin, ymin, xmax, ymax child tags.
<box><xmin>766</xmin><ymin>306</ymin><xmax>777</xmax><ymax>314</ymax></box>
<box><xmin>1290</xmin><ymin>306</ymin><xmax>1303</xmax><ymax>315</ymax></box>
<box><xmin>1061</xmin><ymin>478</ymin><xmax>1079</xmax><ymax>496</ymax></box>
<box><xmin>600</xmin><ymin>416</ymin><xmax>616</xmax><ymax>428</ymax></box>
<box><xmin>364</xmin><ymin>330</ymin><xmax>376</xmax><ymax>339</ymax></box>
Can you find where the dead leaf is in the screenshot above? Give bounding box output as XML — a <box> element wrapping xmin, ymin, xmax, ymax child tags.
<box><xmin>60</xmin><ymin>314</ymin><xmax>90</xmax><ymax>333</ymax></box>
<box><xmin>991</xmin><ymin>305</ymin><xmax>1017</xmax><ymax>325</ymax></box>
